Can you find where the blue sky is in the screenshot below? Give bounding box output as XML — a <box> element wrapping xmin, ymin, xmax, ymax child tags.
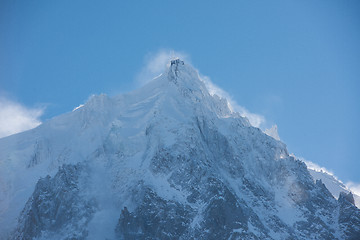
<box><xmin>1</xmin><ymin>1</ymin><xmax>359</xmax><ymax>189</ymax></box>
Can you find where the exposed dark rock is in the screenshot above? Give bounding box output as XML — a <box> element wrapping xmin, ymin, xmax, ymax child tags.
<box><xmin>10</xmin><ymin>164</ymin><xmax>97</xmax><ymax>240</ymax></box>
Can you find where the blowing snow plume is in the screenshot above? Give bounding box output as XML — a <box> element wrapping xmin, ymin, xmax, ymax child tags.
<box><xmin>200</xmin><ymin>74</ymin><xmax>265</xmax><ymax>128</ymax></box>
<box><xmin>136</xmin><ymin>50</ymin><xmax>265</xmax><ymax>128</ymax></box>
<box><xmin>136</xmin><ymin>49</ymin><xmax>190</xmax><ymax>86</ymax></box>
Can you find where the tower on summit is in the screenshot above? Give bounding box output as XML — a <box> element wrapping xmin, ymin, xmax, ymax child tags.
<box><xmin>170</xmin><ymin>59</ymin><xmax>184</xmax><ymax>66</ymax></box>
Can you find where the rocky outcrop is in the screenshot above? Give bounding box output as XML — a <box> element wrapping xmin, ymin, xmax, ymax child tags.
<box><xmin>10</xmin><ymin>164</ymin><xmax>96</xmax><ymax>240</ymax></box>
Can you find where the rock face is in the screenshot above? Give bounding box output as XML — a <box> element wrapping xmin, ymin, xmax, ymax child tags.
<box><xmin>10</xmin><ymin>164</ymin><xmax>96</xmax><ymax>240</ymax></box>
<box><xmin>307</xmin><ymin>168</ymin><xmax>360</xmax><ymax>208</ymax></box>
<box><xmin>115</xmin><ymin>189</ymin><xmax>193</xmax><ymax>239</ymax></box>
<box><xmin>0</xmin><ymin>59</ymin><xmax>359</xmax><ymax>239</ymax></box>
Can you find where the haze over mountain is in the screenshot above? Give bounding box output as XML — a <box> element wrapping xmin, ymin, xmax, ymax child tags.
<box><xmin>0</xmin><ymin>60</ymin><xmax>359</xmax><ymax>239</ymax></box>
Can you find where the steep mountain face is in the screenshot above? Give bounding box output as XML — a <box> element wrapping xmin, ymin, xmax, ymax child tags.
<box><xmin>0</xmin><ymin>59</ymin><xmax>359</xmax><ymax>239</ymax></box>
<box><xmin>307</xmin><ymin>168</ymin><xmax>360</xmax><ymax>208</ymax></box>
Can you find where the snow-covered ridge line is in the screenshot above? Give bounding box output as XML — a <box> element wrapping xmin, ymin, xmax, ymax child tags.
<box><xmin>305</xmin><ymin>163</ymin><xmax>360</xmax><ymax>208</ymax></box>
<box><xmin>1</xmin><ymin>59</ymin><xmax>359</xmax><ymax>239</ymax></box>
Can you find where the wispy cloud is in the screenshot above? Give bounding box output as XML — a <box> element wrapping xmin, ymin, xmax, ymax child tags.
<box><xmin>0</xmin><ymin>97</ymin><xmax>44</xmax><ymax>138</ymax></box>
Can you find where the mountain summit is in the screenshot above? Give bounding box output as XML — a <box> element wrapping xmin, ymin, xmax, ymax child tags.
<box><xmin>0</xmin><ymin>60</ymin><xmax>359</xmax><ymax>239</ymax></box>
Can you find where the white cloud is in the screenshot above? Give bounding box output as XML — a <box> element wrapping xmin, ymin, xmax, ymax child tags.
<box><xmin>0</xmin><ymin>97</ymin><xmax>44</xmax><ymax>138</ymax></box>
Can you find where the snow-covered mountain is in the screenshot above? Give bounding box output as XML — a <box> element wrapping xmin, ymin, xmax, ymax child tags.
<box><xmin>1</xmin><ymin>59</ymin><xmax>359</xmax><ymax>239</ymax></box>
<box><xmin>306</xmin><ymin>168</ymin><xmax>360</xmax><ymax>209</ymax></box>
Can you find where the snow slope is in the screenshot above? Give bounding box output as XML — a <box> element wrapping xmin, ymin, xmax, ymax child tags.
<box><xmin>307</xmin><ymin>168</ymin><xmax>360</xmax><ymax>208</ymax></box>
<box><xmin>0</xmin><ymin>59</ymin><xmax>359</xmax><ymax>239</ymax></box>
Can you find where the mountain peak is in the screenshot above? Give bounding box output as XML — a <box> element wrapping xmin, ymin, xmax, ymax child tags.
<box><xmin>164</xmin><ymin>59</ymin><xmax>208</xmax><ymax>99</ymax></box>
<box><xmin>340</xmin><ymin>192</ymin><xmax>356</xmax><ymax>205</ymax></box>
<box><xmin>170</xmin><ymin>58</ymin><xmax>184</xmax><ymax>66</ymax></box>
<box><xmin>167</xmin><ymin>58</ymin><xmax>188</xmax><ymax>82</ymax></box>
<box><xmin>2</xmin><ymin>58</ymin><xmax>360</xmax><ymax>239</ymax></box>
